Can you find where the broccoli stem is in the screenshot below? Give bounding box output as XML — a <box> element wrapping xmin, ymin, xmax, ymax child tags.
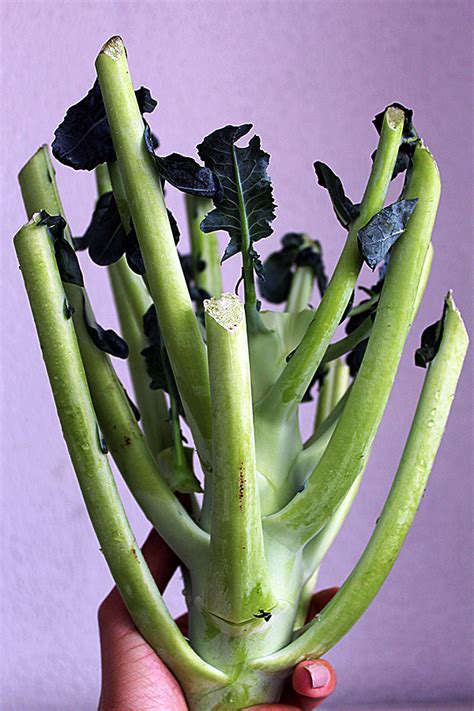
<box><xmin>255</xmin><ymin>292</ymin><xmax>468</xmax><ymax>671</ymax></box>
<box><xmin>313</xmin><ymin>361</ymin><xmax>336</xmax><ymax>430</ymax></box>
<box><xmin>14</xmin><ymin>217</ymin><xmax>225</xmax><ymax>691</ymax></box>
<box><xmin>185</xmin><ymin>195</ymin><xmax>222</xmax><ymax>298</ymax></box>
<box><xmin>285</xmin><ymin>263</ymin><xmax>314</xmax><ymax>313</ymax></box>
<box><xmin>203</xmin><ymin>294</ymin><xmax>276</xmax><ymax>623</ymax></box>
<box><xmin>105</xmin><ymin>161</ymin><xmax>173</xmax><ymax>457</ymax></box>
<box><xmin>95</xmin><ymin>36</ymin><xmax>212</xmax><ymax>465</ymax></box>
<box><xmin>264</xmin><ymin>142</ymin><xmax>441</xmax><ymax>549</ymax></box>
<box><xmin>18</xmin><ymin>146</ymin><xmax>206</xmax><ymax>570</ymax></box>
<box><xmin>330</xmin><ymin>359</ymin><xmax>350</xmax><ymax>408</ymax></box>
<box><xmin>258</xmin><ymin>107</ymin><xmax>405</xmax><ymax>418</ymax></box>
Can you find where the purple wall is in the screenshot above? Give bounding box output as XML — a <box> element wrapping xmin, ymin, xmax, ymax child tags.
<box><xmin>1</xmin><ymin>1</ymin><xmax>472</xmax><ymax>708</ymax></box>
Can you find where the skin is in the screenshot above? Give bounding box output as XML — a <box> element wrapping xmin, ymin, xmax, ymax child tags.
<box><xmin>98</xmin><ymin>530</ymin><xmax>337</xmax><ymax>711</ymax></box>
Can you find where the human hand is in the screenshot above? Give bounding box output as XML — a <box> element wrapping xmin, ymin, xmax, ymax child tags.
<box><xmin>98</xmin><ymin>529</ymin><xmax>337</xmax><ymax>711</ymax></box>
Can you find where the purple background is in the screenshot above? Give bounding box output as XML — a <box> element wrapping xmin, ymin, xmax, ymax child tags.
<box><xmin>1</xmin><ymin>1</ymin><xmax>472</xmax><ymax>709</ymax></box>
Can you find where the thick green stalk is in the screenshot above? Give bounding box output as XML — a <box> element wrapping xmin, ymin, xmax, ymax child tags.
<box><xmin>203</xmin><ymin>294</ymin><xmax>276</xmax><ymax>623</ymax></box>
<box><xmin>95</xmin><ymin>36</ymin><xmax>212</xmax><ymax>463</ymax></box>
<box><xmin>14</xmin><ymin>218</ymin><xmax>225</xmax><ymax>693</ymax></box>
<box><xmin>18</xmin><ymin>146</ymin><xmax>206</xmax><ymax>569</ymax></box>
<box><xmin>254</xmin><ymin>292</ymin><xmax>468</xmax><ymax>671</ymax></box>
<box><xmin>108</xmin><ymin>259</ymin><xmax>173</xmax><ymax>456</ymax></box>
<box><xmin>185</xmin><ymin>194</ymin><xmax>222</xmax><ymax>297</ymax></box>
<box><xmin>264</xmin><ymin>143</ymin><xmax>441</xmax><ymax>549</ymax></box>
<box><xmin>105</xmin><ymin>161</ymin><xmax>173</xmax><ymax>457</ymax></box>
<box><xmin>257</xmin><ymin>106</ymin><xmax>405</xmax><ymax>416</ymax></box>
<box><xmin>18</xmin><ymin>145</ymin><xmax>72</xmax><ymax>241</ymax></box>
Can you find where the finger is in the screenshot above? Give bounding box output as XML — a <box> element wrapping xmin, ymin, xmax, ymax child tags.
<box><xmin>305</xmin><ymin>587</ymin><xmax>339</xmax><ymax>624</ymax></box>
<box><xmin>140</xmin><ymin>527</ymin><xmax>180</xmax><ymax>593</ymax></box>
<box><xmin>287</xmin><ymin>659</ymin><xmax>337</xmax><ymax>709</ymax></box>
<box><xmin>244</xmin><ymin>706</ymin><xmax>300</xmax><ymax>710</ymax></box>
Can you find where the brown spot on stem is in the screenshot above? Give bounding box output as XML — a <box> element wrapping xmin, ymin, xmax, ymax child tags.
<box><xmin>131</xmin><ymin>547</ymin><xmax>139</xmax><ymax>562</ymax></box>
<box><xmin>238</xmin><ymin>465</ymin><xmax>245</xmax><ymax>511</ymax></box>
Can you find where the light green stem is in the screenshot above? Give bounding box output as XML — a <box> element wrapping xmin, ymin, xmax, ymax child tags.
<box><xmin>285</xmin><ymin>267</ymin><xmax>314</xmax><ymax>313</ymax></box>
<box><xmin>257</xmin><ymin>106</ymin><xmax>405</xmax><ymax>417</ymax></box>
<box><xmin>313</xmin><ymin>361</ymin><xmax>336</xmax><ymax>430</ymax></box>
<box><xmin>18</xmin><ymin>146</ymin><xmax>206</xmax><ymax>570</ymax></box>
<box><xmin>330</xmin><ymin>359</ymin><xmax>350</xmax><ymax>407</ymax></box>
<box><xmin>203</xmin><ymin>294</ymin><xmax>276</xmax><ymax>623</ymax></box>
<box><xmin>95</xmin><ymin>36</ymin><xmax>212</xmax><ymax>464</ymax></box>
<box><xmin>14</xmin><ymin>218</ymin><xmax>225</xmax><ymax>692</ymax></box>
<box><xmin>254</xmin><ymin>292</ymin><xmax>468</xmax><ymax>671</ymax></box>
<box><xmin>264</xmin><ymin>143</ymin><xmax>441</xmax><ymax>549</ymax></box>
<box><xmin>185</xmin><ymin>194</ymin><xmax>222</xmax><ymax>297</ymax></box>
<box><xmin>105</xmin><ymin>161</ymin><xmax>173</xmax><ymax>457</ymax></box>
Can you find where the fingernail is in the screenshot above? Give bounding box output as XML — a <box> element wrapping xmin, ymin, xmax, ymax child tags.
<box><xmin>305</xmin><ymin>662</ymin><xmax>331</xmax><ymax>689</ymax></box>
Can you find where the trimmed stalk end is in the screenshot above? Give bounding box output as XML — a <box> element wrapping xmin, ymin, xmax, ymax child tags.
<box><xmin>100</xmin><ymin>35</ymin><xmax>125</xmax><ymax>60</ymax></box>
<box><xmin>204</xmin><ymin>293</ymin><xmax>244</xmax><ymax>333</ymax></box>
<box><xmin>385</xmin><ymin>105</ymin><xmax>405</xmax><ymax>131</ymax></box>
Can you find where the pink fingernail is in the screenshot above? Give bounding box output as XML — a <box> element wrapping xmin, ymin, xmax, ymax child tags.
<box><xmin>305</xmin><ymin>662</ymin><xmax>331</xmax><ymax>689</ymax></box>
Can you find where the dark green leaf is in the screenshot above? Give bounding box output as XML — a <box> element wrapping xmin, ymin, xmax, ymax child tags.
<box><xmin>96</xmin><ymin>423</ymin><xmax>109</xmax><ymax>453</ymax></box>
<box><xmin>197</xmin><ymin>124</ymin><xmax>276</xmax><ymax>272</ymax></box>
<box><xmin>155</xmin><ymin>153</ymin><xmax>219</xmax><ymax>198</ymax></box>
<box><xmin>259</xmin><ymin>248</ymin><xmax>296</xmax><ymax>303</ymax></box>
<box><xmin>125</xmin><ymin>225</ymin><xmax>146</xmax><ymax>276</ymax></box>
<box><xmin>82</xmin><ymin>294</ymin><xmax>129</xmax><ymax>359</ymax></box>
<box><xmin>296</xmin><ymin>246</ymin><xmax>328</xmax><ymax>296</ymax></box>
<box><xmin>52</xmin><ymin>80</ymin><xmax>157</xmax><ymax>171</ymax></box>
<box><xmin>415</xmin><ymin>301</ymin><xmax>447</xmax><ymax>368</ymax></box>
<box><xmin>141</xmin><ymin>306</ymin><xmax>184</xmax><ymax>414</ymax></box>
<box><xmin>166</xmin><ymin>208</ymin><xmax>180</xmax><ymax>244</ymax></box>
<box><xmin>86</xmin><ymin>192</ymin><xmax>127</xmax><ymax>266</ymax></box>
<box><xmin>313</xmin><ymin>162</ymin><xmax>360</xmax><ymax>229</ymax></box>
<box><xmin>346</xmin><ymin>338</ymin><xmax>369</xmax><ymax>377</ymax></box>
<box><xmin>357</xmin><ymin>198</ymin><xmax>418</xmax><ymax>270</ymax></box>
<box><xmin>260</xmin><ymin>234</ymin><xmax>328</xmax><ymax>304</ymax></box>
<box><xmin>38</xmin><ymin>211</ymin><xmax>84</xmax><ymax>287</ymax></box>
<box><xmin>124</xmin><ymin>388</ymin><xmax>141</xmax><ymax>421</ymax></box>
<box><xmin>302</xmin><ymin>363</ymin><xmax>329</xmax><ymax>403</ymax></box>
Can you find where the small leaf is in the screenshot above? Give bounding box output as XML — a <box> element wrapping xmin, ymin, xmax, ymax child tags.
<box><xmin>86</xmin><ymin>192</ymin><xmax>127</xmax><ymax>266</ymax></box>
<box><xmin>141</xmin><ymin>306</ymin><xmax>184</xmax><ymax>414</ymax></box>
<box><xmin>123</xmin><ymin>388</ymin><xmax>141</xmax><ymax>421</ymax></box>
<box><xmin>155</xmin><ymin>153</ymin><xmax>219</xmax><ymax>198</ymax></box>
<box><xmin>197</xmin><ymin>124</ymin><xmax>276</xmax><ymax>273</ymax></box>
<box><xmin>96</xmin><ymin>423</ymin><xmax>109</xmax><ymax>454</ymax></box>
<box><xmin>414</xmin><ymin>301</ymin><xmax>448</xmax><ymax>368</ymax></box>
<box><xmin>357</xmin><ymin>198</ymin><xmax>418</xmax><ymax>270</ymax></box>
<box><xmin>314</xmin><ymin>162</ymin><xmax>360</xmax><ymax>229</ymax></box>
<box><xmin>166</xmin><ymin>208</ymin><xmax>180</xmax><ymax>244</ymax></box>
<box><xmin>302</xmin><ymin>363</ymin><xmax>329</xmax><ymax>403</ymax></box>
<box><xmin>259</xmin><ymin>249</ymin><xmax>296</xmax><ymax>303</ymax></box>
<box><xmin>82</xmin><ymin>294</ymin><xmax>129</xmax><ymax>359</ymax></box>
<box><xmin>295</xmin><ymin>246</ymin><xmax>328</xmax><ymax>296</ymax></box>
<box><xmin>38</xmin><ymin>211</ymin><xmax>84</xmax><ymax>287</ymax></box>
<box><xmin>63</xmin><ymin>298</ymin><xmax>75</xmax><ymax>320</ymax></box>
<box><xmin>125</xmin><ymin>225</ymin><xmax>146</xmax><ymax>275</ymax></box>
<box><xmin>52</xmin><ymin>80</ymin><xmax>157</xmax><ymax>171</ymax></box>
<box><xmin>346</xmin><ymin>338</ymin><xmax>369</xmax><ymax>377</ymax></box>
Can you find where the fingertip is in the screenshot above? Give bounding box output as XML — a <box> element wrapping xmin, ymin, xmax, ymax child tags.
<box><xmin>292</xmin><ymin>659</ymin><xmax>337</xmax><ymax>700</ymax></box>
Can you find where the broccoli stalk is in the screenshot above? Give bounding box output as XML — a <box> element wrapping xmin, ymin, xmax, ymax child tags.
<box><xmin>14</xmin><ymin>35</ymin><xmax>468</xmax><ymax>709</ymax></box>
